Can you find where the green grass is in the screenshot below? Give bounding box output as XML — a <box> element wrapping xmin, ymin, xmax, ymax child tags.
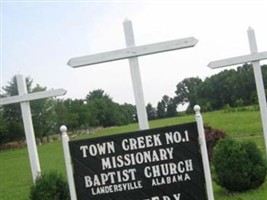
<box><xmin>0</xmin><ymin>142</ymin><xmax>66</xmax><ymax>200</ymax></box>
<box><xmin>1</xmin><ymin>109</ymin><xmax>266</xmax><ymax>200</ymax></box>
<box><xmin>213</xmin><ymin>180</ymin><xmax>267</xmax><ymax>200</ymax></box>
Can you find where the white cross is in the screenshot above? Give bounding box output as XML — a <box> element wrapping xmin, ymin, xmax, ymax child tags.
<box><xmin>208</xmin><ymin>27</ymin><xmax>267</xmax><ymax>154</ymax></box>
<box><xmin>68</xmin><ymin>19</ymin><xmax>198</xmax><ymax>130</ymax></box>
<box><xmin>0</xmin><ymin>75</ymin><xmax>67</xmax><ymax>182</ymax></box>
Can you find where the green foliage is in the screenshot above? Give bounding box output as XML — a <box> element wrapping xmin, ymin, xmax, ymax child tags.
<box><xmin>146</xmin><ymin>103</ymin><xmax>157</xmax><ymax>120</ymax></box>
<box><xmin>29</xmin><ymin>171</ymin><xmax>70</xmax><ymax>200</ymax></box>
<box><xmin>175</xmin><ymin>77</ymin><xmax>202</xmax><ymax>111</ymax></box>
<box><xmin>175</xmin><ymin>64</ymin><xmax>267</xmax><ymax>112</ymax></box>
<box><xmin>1</xmin><ymin>76</ymin><xmax>57</xmax><ymax>143</ymax></box>
<box><xmin>0</xmin><ymin>110</ymin><xmax>8</xmax><ymax>144</ymax></box>
<box><xmin>213</xmin><ymin>139</ymin><xmax>267</xmax><ymax>192</ymax></box>
<box><xmin>85</xmin><ymin>90</ymin><xmax>135</xmax><ymax>127</ymax></box>
<box><xmin>2</xmin><ymin>64</ymin><xmax>267</xmax><ymax>143</ymax></box>
<box><xmin>156</xmin><ymin>95</ymin><xmax>177</xmax><ymax>118</ymax></box>
<box><xmin>31</xmin><ymin>84</ymin><xmax>57</xmax><ymax>142</ymax></box>
<box><xmin>157</xmin><ymin>101</ymin><xmax>166</xmax><ymax>118</ymax></box>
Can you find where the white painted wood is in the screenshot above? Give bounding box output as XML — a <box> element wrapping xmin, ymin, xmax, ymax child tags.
<box><xmin>60</xmin><ymin>126</ymin><xmax>77</xmax><ymax>200</ymax></box>
<box><xmin>0</xmin><ymin>89</ymin><xmax>66</xmax><ymax>106</ymax></box>
<box><xmin>247</xmin><ymin>27</ymin><xmax>267</xmax><ymax>153</ymax></box>
<box><xmin>16</xmin><ymin>75</ymin><xmax>41</xmax><ymax>183</ymax></box>
<box><xmin>0</xmin><ymin>74</ymin><xmax>67</xmax><ymax>182</ymax></box>
<box><xmin>123</xmin><ymin>19</ymin><xmax>149</xmax><ymax>130</ymax></box>
<box><xmin>67</xmin><ymin>37</ymin><xmax>198</xmax><ymax>68</ymax></box>
<box><xmin>68</xmin><ymin>19</ymin><xmax>198</xmax><ymax>130</ymax></box>
<box><xmin>194</xmin><ymin>105</ymin><xmax>214</xmax><ymax>200</ymax></box>
<box><xmin>207</xmin><ymin>27</ymin><xmax>267</xmax><ymax>155</ymax></box>
<box><xmin>208</xmin><ymin>51</ymin><xmax>267</xmax><ymax>69</ymax></box>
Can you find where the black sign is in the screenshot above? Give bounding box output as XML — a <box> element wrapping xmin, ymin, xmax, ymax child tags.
<box><xmin>69</xmin><ymin>122</ymin><xmax>207</xmax><ymax>200</ymax></box>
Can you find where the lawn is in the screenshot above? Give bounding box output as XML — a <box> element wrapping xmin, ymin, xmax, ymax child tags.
<box><xmin>0</xmin><ymin>109</ymin><xmax>266</xmax><ymax>200</ymax></box>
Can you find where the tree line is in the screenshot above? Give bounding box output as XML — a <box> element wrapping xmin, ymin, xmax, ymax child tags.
<box><xmin>176</xmin><ymin>63</ymin><xmax>267</xmax><ymax>112</ymax></box>
<box><xmin>0</xmin><ymin>64</ymin><xmax>266</xmax><ymax>144</ymax></box>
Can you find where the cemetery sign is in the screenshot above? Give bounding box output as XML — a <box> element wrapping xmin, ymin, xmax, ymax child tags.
<box><xmin>69</xmin><ymin>122</ymin><xmax>207</xmax><ymax>200</ymax></box>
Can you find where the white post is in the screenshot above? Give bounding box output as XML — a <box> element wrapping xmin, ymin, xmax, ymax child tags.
<box><xmin>194</xmin><ymin>105</ymin><xmax>214</xmax><ymax>200</ymax></box>
<box><xmin>60</xmin><ymin>125</ymin><xmax>77</xmax><ymax>200</ymax></box>
<box><xmin>16</xmin><ymin>75</ymin><xmax>41</xmax><ymax>182</ymax></box>
<box><xmin>247</xmin><ymin>27</ymin><xmax>267</xmax><ymax>153</ymax></box>
<box><xmin>123</xmin><ymin>19</ymin><xmax>149</xmax><ymax>130</ymax></box>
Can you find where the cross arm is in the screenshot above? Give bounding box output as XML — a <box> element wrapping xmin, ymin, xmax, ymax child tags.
<box><xmin>67</xmin><ymin>37</ymin><xmax>198</xmax><ymax>68</ymax></box>
<box><xmin>208</xmin><ymin>51</ymin><xmax>267</xmax><ymax>69</ymax></box>
<box><xmin>0</xmin><ymin>89</ymin><xmax>67</xmax><ymax>106</ymax></box>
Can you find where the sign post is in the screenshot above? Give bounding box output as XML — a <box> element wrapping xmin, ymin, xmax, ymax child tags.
<box><xmin>60</xmin><ymin>125</ymin><xmax>77</xmax><ymax>200</ymax></box>
<box><xmin>67</xmin><ymin>19</ymin><xmax>198</xmax><ymax>130</ymax></box>
<box><xmin>194</xmin><ymin>105</ymin><xmax>214</xmax><ymax>200</ymax></box>
<box><xmin>208</xmin><ymin>27</ymin><xmax>267</xmax><ymax>155</ymax></box>
<box><xmin>0</xmin><ymin>75</ymin><xmax>66</xmax><ymax>182</ymax></box>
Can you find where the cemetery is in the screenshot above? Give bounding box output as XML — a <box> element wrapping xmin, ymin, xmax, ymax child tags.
<box><xmin>1</xmin><ymin>110</ymin><xmax>267</xmax><ymax>199</ymax></box>
<box><xmin>1</xmin><ymin>18</ymin><xmax>267</xmax><ymax>200</ymax></box>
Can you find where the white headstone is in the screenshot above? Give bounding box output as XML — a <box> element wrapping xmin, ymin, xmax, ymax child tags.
<box><xmin>208</xmin><ymin>27</ymin><xmax>267</xmax><ymax>155</ymax></box>
<box><xmin>0</xmin><ymin>75</ymin><xmax>67</xmax><ymax>182</ymax></box>
<box><xmin>68</xmin><ymin>19</ymin><xmax>198</xmax><ymax>130</ymax></box>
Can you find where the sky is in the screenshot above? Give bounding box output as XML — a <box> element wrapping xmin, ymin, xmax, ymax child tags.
<box><xmin>1</xmin><ymin>0</ymin><xmax>267</xmax><ymax>107</ymax></box>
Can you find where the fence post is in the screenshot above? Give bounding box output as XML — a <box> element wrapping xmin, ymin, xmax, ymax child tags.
<box><xmin>194</xmin><ymin>105</ymin><xmax>214</xmax><ymax>200</ymax></box>
<box><xmin>60</xmin><ymin>125</ymin><xmax>77</xmax><ymax>200</ymax></box>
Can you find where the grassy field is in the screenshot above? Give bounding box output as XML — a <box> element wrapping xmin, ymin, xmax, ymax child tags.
<box><xmin>0</xmin><ymin>109</ymin><xmax>266</xmax><ymax>200</ymax></box>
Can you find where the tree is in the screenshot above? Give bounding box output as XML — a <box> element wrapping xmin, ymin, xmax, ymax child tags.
<box><xmin>156</xmin><ymin>95</ymin><xmax>177</xmax><ymax>118</ymax></box>
<box><xmin>198</xmin><ymin>64</ymin><xmax>257</xmax><ymax>110</ymax></box>
<box><xmin>85</xmin><ymin>90</ymin><xmax>114</xmax><ymax>127</ymax></box>
<box><xmin>146</xmin><ymin>103</ymin><xmax>157</xmax><ymax>120</ymax></box>
<box><xmin>175</xmin><ymin>77</ymin><xmax>202</xmax><ymax>112</ymax></box>
<box><xmin>54</xmin><ymin>99</ymin><xmax>81</xmax><ymax>131</ymax></box>
<box><xmin>119</xmin><ymin>103</ymin><xmax>136</xmax><ymax>124</ymax></box>
<box><xmin>86</xmin><ymin>89</ymin><xmax>112</xmax><ymax>102</ymax></box>
<box><xmin>54</xmin><ymin>99</ymin><xmax>70</xmax><ymax>129</ymax></box>
<box><xmin>174</xmin><ymin>64</ymin><xmax>265</xmax><ymax>111</ymax></box>
<box><xmin>0</xmin><ymin>109</ymin><xmax>8</xmax><ymax>144</ymax></box>
<box><xmin>1</xmin><ymin>76</ymin><xmax>33</xmax><ymax>142</ymax></box>
<box><xmin>157</xmin><ymin>101</ymin><xmax>166</xmax><ymax>119</ymax></box>
<box><xmin>31</xmin><ymin>84</ymin><xmax>57</xmax><ymax>143</ymax></box>
<box><xmin>1</xmin><ymin>76</ymin><xmax>60</xmax><ymax>143</ymax></box>
<box><xmin>235</xmin><ymin>64</ymin><xmax>256</xmax><ymax>105</ymax></box>
<box><xmin>166</xmin><ymin>98</ymin><xmax>177</xmax><ymax>117</ymax></box>
<box><xmin>85</xmin><ymin>89</ymin><xmax>135</xmax><ymax>127</ymax></box>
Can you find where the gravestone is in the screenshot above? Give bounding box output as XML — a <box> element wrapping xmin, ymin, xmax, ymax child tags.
<box><xmin>208</xmin><ymin>27</ymin><xmax>267</xmax><ymax>154</ymax></box>
<box><xmin>67</xmin><ymin>19</ymin><xmax>198</xmax><ymax>130</ymax></box>
<box><xmin>0</xmin><ymin>75</ymin><xmax>67</xmax><ymax>182</ymax></box>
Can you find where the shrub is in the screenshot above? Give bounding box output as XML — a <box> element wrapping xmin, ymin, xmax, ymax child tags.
<box><xmin>213</xmin><ymin>139</ymin><xmax>267</xmax><ymax>192</ymax></box>
<box><xmin>29</xmin><ymin>170</ymin><xmax>70</xmax><ymax>200</ymax></box>
<box><xmin>204</xmin><ymin>124</ymin><xmax>227</xmax><ymax>161</ymax></box>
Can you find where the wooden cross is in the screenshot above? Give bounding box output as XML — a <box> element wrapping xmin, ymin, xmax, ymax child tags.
<box><xmin>208</xmin><ymin>27</ymin><xmax>267</xmax><ymax>154</ymax></box>
<box><xmin>0</xmin><ymin>75</ymin><xmax>67</xmax><ymax>182</ymax></box>
<box><xmin>68</xmin><ymin>19</ymin><xmax>198</xmax><ymax>130</ymax></box>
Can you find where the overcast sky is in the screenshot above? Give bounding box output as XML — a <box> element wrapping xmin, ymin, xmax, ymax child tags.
<box><xmin>1</xmin><ymin>0</ymin><xmax>267</xmax><ymax>107</ymax></box>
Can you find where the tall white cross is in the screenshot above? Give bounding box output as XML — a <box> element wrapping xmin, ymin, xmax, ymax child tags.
<box><xmin>208</xmin><ymin>27</ymin><xmax>267</xmax><ymax>154</ymax></box>
<box><xmin>0</xmin><ymin>75</ymin><xmax>67</xmax><ymax>182</ymax></box>
<box><xmin>68</xmin><ymin>19</ymin><xmax>198</xmax><ymax>130</ymax></box>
